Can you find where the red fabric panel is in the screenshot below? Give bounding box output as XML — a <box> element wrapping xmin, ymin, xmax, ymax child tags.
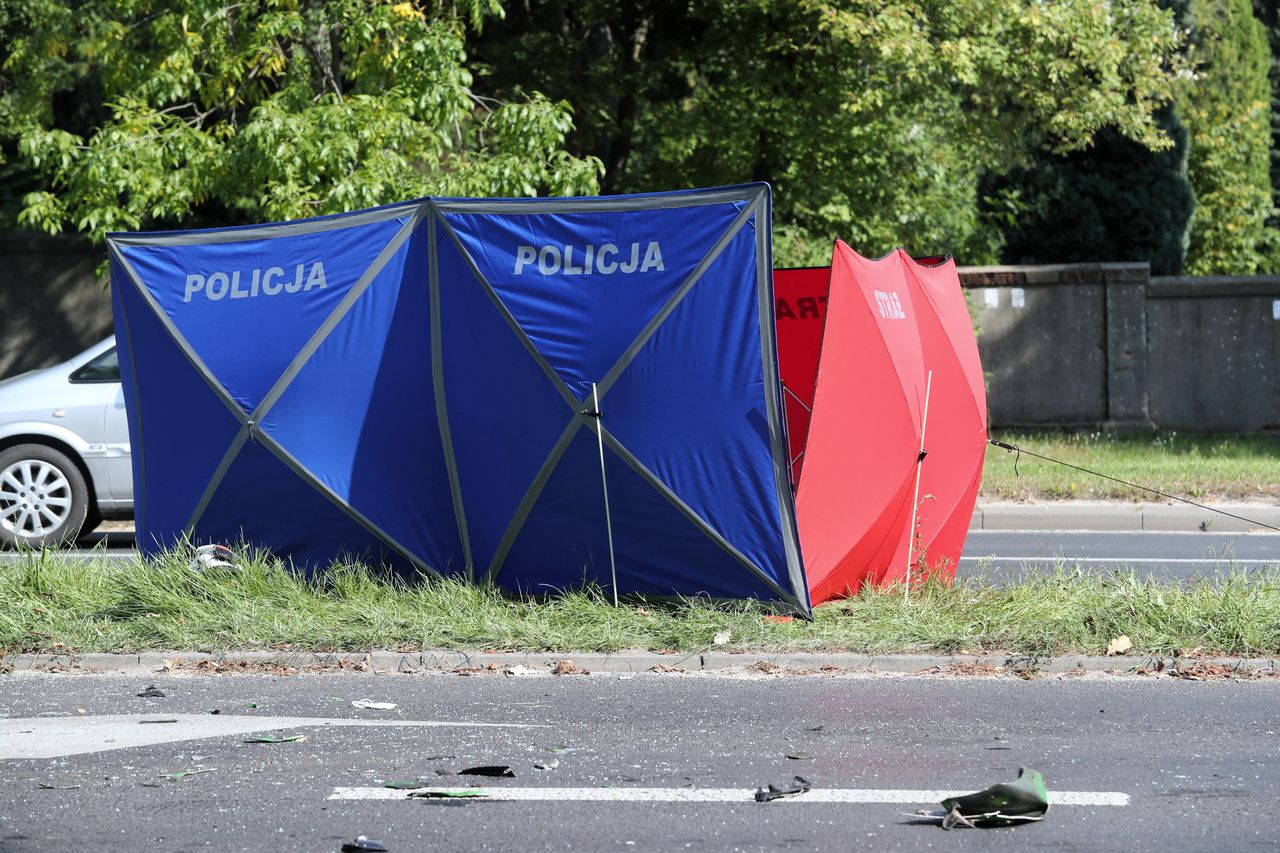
<box><xmin>795</xmin><ymin>242</ymin><xmax>928</xmax><ymax>602</ymax></box>
<box><xmin>900</xmin><ymin>251</ymin><xmax>987</xmax><ymax>580</ymax></box>
<box><xmin>772</xmin><ymin>267</ymin><xmax>831</xmax><ymax>484</ymax></box>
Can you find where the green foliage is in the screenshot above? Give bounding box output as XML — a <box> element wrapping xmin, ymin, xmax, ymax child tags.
<box><xmin>984</xmin><ymin>110</ymin><xmax>1195</xmax><ymax>274</ymax></box>
<box><xmin>1179</xmin><ymin>0</ymin><xmax>1274</xmax><ymax>273</ymax></box>
<box><xmin>475</xmin><ymin>1</ymin><xmax>1186</xmax><ymax>266</ymax></box>
<box><xmin>0</xmin><ymin>0</ymin><xmax>601</xmax><ymax>240</ymax></box>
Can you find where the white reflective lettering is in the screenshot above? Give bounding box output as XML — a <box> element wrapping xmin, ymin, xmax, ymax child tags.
<box><xmin>304</xmin><ymin>261</ymin><xmax>327</xmax><ymax>291</ymax></box>
<box><xmin>538</xmin><ymin>245</ymin><xmax>561</xmax><ymax>275</ymax></box>
<box><xmin>183</xmin><ymin>274</ymin><xmax>205</xmax><ymax>303</ymax></box>
<box><xmin>597</xmin><ymin>244</ymin><xmax>619</xmax><ymax>274</ymax></box>
<box><xmin>619</xmin><ymin>242</ymin><xmax>640</xmax><ymax>274</ymax></box>
<box><xmin>641</xmin><ymin>241</ymin><xmax>664</xmax><ymax>273</ymax></box>
<box><xmin>229</xmin><ymin>271</ymin><xmax>250</xmax><ymax>299</ymax></box>
<box><xmin>563</xmin><ymin>246</ymin><xmax>584</xmax><ymax>275</ymax></box>
<box><xmin>285</xmin><ymin>264</ymin><xmax>304</xmax><ymax>293</ymax></box>
<box><xmin>206</xmin><ymin>272</ymin><xmax>230</xmax><ymax>301</ymax></box>
<box><xmin>514</xmin><ymin>246</ymin><xmax>536</xmax><ymax>275</ymax></box>
<box><xmin>262</xmin><ymin>267</ymin><xmax>284</xmax><ymax>296</ymax></box>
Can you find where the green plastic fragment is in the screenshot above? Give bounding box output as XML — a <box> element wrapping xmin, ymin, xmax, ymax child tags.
<box><xmin>384</xmin><ymin>781</ymin><xmax>430</xmax><ymax>789</ymax></box>
<box><xmin>244</xmin><ymin>734</ymin><xmax>306</xmax><ymax>744</ymax></box>
<box><xmin>939</xmin><ymin>767</ymin><xmax>1050</xmax><ymax>829</ymax></box>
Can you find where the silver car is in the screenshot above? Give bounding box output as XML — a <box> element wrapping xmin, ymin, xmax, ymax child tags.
<box><xmin>0</xmin><ymin>337</ymin><xmax>132</xmax><ymax>548</ymax></box>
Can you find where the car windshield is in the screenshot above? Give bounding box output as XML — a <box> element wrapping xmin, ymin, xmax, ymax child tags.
<box><xmin>70</xmin><ymin>347</ymin><xmax>120</xmax><ymax>382</ymax></box>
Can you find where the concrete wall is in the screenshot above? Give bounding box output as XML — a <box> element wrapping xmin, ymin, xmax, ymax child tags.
<box><xmin>1146</xmin><ymin>277</ymin><xmax>1280</xmax><ymax>432</ymax></box>
<box><xmin>0</xmin><ymin>234</ymin><xmax>112</xmax><ymax>379</ymax></box>
<box><xmin>961</xmin><ymin>264</ymin><xmax>1280</xmax><ymax>433</ymax></box>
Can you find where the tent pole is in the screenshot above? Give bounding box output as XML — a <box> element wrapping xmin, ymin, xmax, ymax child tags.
<box><xmin>905</xmin><ymin>370</ymin><xmax>933</xmax><ymax>602</ymax></box>
<box><xmin>592</xmin><ymin>383</ymin><xmax>620</xmax><ymax>607</ymax></box>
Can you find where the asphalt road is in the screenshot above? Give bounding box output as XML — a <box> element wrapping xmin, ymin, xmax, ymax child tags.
<box><xmin>9</xmin><ymin>529</ymin><xmax>1279</xmax><ymax>583</ymax></box>
<box><xmin>1</xmin><ymin>672</ymin><xmax>1277</xmax><ymax>852</ymax></box>
<box><xmin>960</xmin><ymin>530</ymin><xmax>1280</xmax><ymax>581</ymax></box>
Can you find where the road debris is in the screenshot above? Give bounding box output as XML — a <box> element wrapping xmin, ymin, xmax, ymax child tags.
<box><xmin>754</xmin><ymin>776</ymin><xmax>811</xmax><ymax>802</ymax></box>
<box><xmin>164</xmin><ymin>768</ymin><xmax>215</xmax><ymax>781</ymax></box>
<box><xmin>244</xmin><ymin>735</ymin><xmax>306</xmax><ymax>744</ymax></box>
<box><xmin>917</xmin><ymin>767</ymin><xmax>1050</xmax><ymax>830</ymax></box>
<box><xmin>384</xmin><ymin>781</ymin><xmax>431</xmax><ymax>790</ymax></box>
<box><xmin>139</xmin><ymin>719</ymin><xmax>178</xmax><ymax>724</ymax></box>
<box><xmin>136</xmin><ymin>686</ymin><xmax>165</xmax><ymax>698</ymax></box>
<box><xmin>408</xmin><ymin>789</ymin><xmax>487</xmax><ymax>799</ymax></box>
<box><xmin>785</xmin><ymin>752</ymin><xmax>811</xmax><ymax>761</ymax></box>
<box><xmin>341</xmin><ymin>835</ymin><xmax>389</xmax><ymax>852</ymax></box>
<box><xmin>351</xmin><ymin>700</ymin><xmax>397</xmax><ymax>710</ymax></box>
<box><xmin>1106</xmin><ymin>635</ymin><xmax>1133</xmax><ymax>656</ymax></box>
<box><xmin>458</xmin><ymin>765</ymin><xmax>515</xmax><ymax>778</ymax></box>
<box><xmin>36</xmin><ymin>783</ymin><xmax>80</xmax><ymax>790</ymax></box>
<box><xmin>534</xmin><ymin>759</ymin><xmax>560</xmax><ymax>771</ymax></box>
<box><xmin>551</xmin><ymin>659</ymin><xmax>588</xmax><ymax>676</ymax></box>
<box><xmin>189</xmin><ymin>543</ymin><xmax>239</xmax><ymax>572</ymax></box>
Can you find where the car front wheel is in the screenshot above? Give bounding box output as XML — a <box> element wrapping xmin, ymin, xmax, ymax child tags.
<box><xmin>0</xmin><ymin>444</ymin><xmax>90</xmax><ymax>549</ymax></box>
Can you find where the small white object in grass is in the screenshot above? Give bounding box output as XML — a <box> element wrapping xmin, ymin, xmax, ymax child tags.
<box><xmin>503</xmin><ymin>665</ymin><xmax>534</xmax><ymax>677</ymax></box>
<box><xmin>352</xmin><ymin>700</ymin><xmax>397</xmax><ymax>711</ymax></box>
<box><xmin>713</xmin><ymin>630</ymin><xmax>731</xmax><ymax>646</ymax></box>
<box><xmin>189</xmin><ymin>544</ymin><xmax>238</xmax><ymax>572</ymax></box>
<box><xmin>1106</xmin><ymin>635</ymin><xmax>1133</xmax><ymax>656</ymax></box>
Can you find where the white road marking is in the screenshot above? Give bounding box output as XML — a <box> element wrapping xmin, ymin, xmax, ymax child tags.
<box><xmin>0</xmin><ymin>714</ymin><xmax>546</xmax><ymax>760</ymax></box>
<box><xmin>328</xmin><ymin>786</ymin><xmax>1129</xmax><ymax>806</ymax></box>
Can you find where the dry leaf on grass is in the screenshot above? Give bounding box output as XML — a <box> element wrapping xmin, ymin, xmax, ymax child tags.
<box><xmin>551</xmin><ymin>659</ymin><xmax>588</xmax><ymax>676</ymax></box>
<box><xmin>1106</xmin><ymin>635</ymin><xmax>1133</xmax><ymax>656</ymax></box>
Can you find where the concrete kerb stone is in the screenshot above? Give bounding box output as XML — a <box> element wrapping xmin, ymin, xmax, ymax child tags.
<box><xmin>6</xmin><ymin>650</ymin><xmax>1277</xmax><ymax>676</ymax></box>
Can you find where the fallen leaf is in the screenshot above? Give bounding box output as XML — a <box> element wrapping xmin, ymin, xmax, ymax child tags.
<box><xmin>764</xmin><ymin>615</ymin><xmax>794</xmax><ymax>624</ymax></box>
<box><xmin>551</xmin><ymin>660</ymin><xmax>588</xmax><ymax>676</ymax></box>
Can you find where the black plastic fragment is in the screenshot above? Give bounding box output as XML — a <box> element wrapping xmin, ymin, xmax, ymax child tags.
<box><xmin>137</xmin><ymin>686</ymin><xmax>165</xmax><ymax>698</ymax></box>
<box><xmin>754</xmin><ymin>776</ymin><xmax>811</xmax><ymax>802</ymax></box>
<box><xmin>458</xmin><ymin>765</ymin><xmax>515</xmax><ymax>778</ymax></box>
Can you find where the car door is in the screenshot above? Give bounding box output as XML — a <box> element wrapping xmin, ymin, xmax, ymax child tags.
<box><xmin>69</xmin><ymin>347</ymin><xmax>132</xmax><ymax>508</ymax></box>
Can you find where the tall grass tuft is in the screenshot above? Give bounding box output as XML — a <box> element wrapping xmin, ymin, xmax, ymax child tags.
<box><xmin>3</xmin><ymin>547</ymin><xmax>1280</xmax><ymax>656</ymax></box>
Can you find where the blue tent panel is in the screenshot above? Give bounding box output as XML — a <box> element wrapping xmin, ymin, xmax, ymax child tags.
<box><xmin>116</xmin><ymin>215</ymin><xmax>410</xmax><ymax>413</ymax></box>
<box><xmin>112</xmin><ymin>265</ymin><xmax>246</xmax><ymax>551</ymax></box>
<box><xmin>602</xmin><ymin>218</ymin><xmax>792</xmax><ymax>589</ymax></box>
<box><xmin>195</xmin><ymin>439</ymin><xmax>416</xmax><ymax>576</ymax></box>
<box><xmin>435</xmin><ymin>219</ymin><xmax>579</xmax><ymax>574</ymax></box>
<box><xmin>442</xmin><ymin>203</ymin><xmax>745</xmax><ymax>400</ymax></box>
<box><xmin>496</xmin><ymin>429</ymin><xmax>784</xmax><ymax>601</ymax></box>
<box><xmin>261</xmin><ymin>220</ymin><xmax>463</xmax><ymax>577</ymax></box>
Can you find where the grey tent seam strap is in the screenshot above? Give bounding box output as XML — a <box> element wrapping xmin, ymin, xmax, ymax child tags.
<box><xmin>107</xmin><ymin>201</ymin><xmax>425</xmax><ymax>247</ymax></box>
<box><xmin>249</xmin><ymin>202</ymin><xmax>431</xmax><ymax>424</ymax></box>
<box><xmin>750</xmin><ymin>192</ymin><xmax>810</xmax><ymax>614</ymax></box>
<box><xmin>256</xmin><ymin>433</ymin><xmax>443</xmax><ymax>580</ymax></box>
<box><xmin>484</xmin><ymin>413</ymin><xmax>586</xmax><ymax>583</ymax></box>
<box><xmin>432</xmin><ymin>187</ymin><xmax>758</xmax><ymax>215</ymax></box>
<box><xmin>593</xmin><ymin>194</ymin><xmax>760</xmax><ymax>400</ymax></box>
<box><xmin>108</xmin><ymin>244</ymin><xmax>250</xmax><ymax>427</ymax></box>
<box><xmin>599</xmin><ymin>430</ymin><xmax>800</xmax><ymax>609</ymax></box>
<box><xmin>433</xmin><ymin>209</ymin><xmax>582</xmax><ymax>411</ymax></box>
<box><xmin>428</xmin><ymin>214</ymin><xmax>475</xmax><ymax>580</ymax></box>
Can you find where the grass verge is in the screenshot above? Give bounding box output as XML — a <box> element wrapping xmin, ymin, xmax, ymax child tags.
<box><xmin>3</xmin><ymin>547</ymin><xmax>1280</xmax><ymax>658</ymax></box>
<box><xmin>981</xmin><ymin>431</ymin><xmax>1280</xmax><ymax>502</ymax></box>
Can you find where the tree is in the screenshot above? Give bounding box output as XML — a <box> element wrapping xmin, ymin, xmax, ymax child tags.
<box><xmin>474</xmin><ymin>1</ymin><xmax>1186</xmax><ymax>265</ymax></box>
<box><xmin>0</xmin><ymin>0</ymin><xmax>602</xmax><ymax>242</ymax></box>
<box><xmin>1178</xmin><ymin>0</ymin><xmax>1273</xmax><ymax>273</ymax></box>
<box><xmin>984</xmin><ymin>111</ymin><xmax>1194</xmax><ymax>275</ymax></box>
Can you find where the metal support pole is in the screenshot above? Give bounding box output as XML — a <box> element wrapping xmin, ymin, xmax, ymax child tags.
<box><xmin>591</xmin><ymin>383</ymin><xmax>620</xmax><ymax>606</ymax></box>
<box><xmin>905</xmin><ymin>370</ymin><xmax>933</xmax><ymax>602</ymax></box>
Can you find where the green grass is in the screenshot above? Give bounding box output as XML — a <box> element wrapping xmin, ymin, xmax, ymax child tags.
<box><xmin>981</xmin><ymin>431</ymin><xmax>1280</xmax><ymax>502</ymax></box>
<box><xmin>4</xmin><ymin>546</ymin><xmax>1280</xmax><ymax>658</ymax></box>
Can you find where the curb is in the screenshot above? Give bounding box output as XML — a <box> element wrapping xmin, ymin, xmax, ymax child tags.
<box><xmin>5</xmin><ymin>650</ymin><xmax>1277</xmax><ymax>676</ymax></box>
<box><xmin>970</xmin><ymin>502</ymin><xmax>1280</xmax><ymax>533</ymax></box>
